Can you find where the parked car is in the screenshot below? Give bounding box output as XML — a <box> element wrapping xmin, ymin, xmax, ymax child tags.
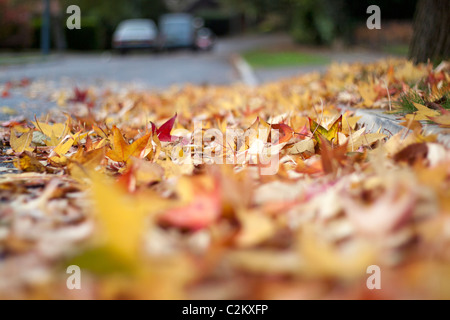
<box><xmin>194</xmin><ymin>28</ymin><xmax>216</xmax><ymax>51</ymax></box>
<box><xmin>112</xmin><ymin>19</ymin><xmax>160</xmax><ymax>53</ymax></box>
<box><xmin>159</xmin><ymin>13</ymin><xmax>202</xmax><ymax>50</ymax></box>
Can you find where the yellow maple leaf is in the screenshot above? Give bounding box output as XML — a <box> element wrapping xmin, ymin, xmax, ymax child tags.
<box><xmin>14</xmin><ymin>154</ymin><xmax>46</xmax><ymax>172</ymax></box>
<box><xmin>32</xmin><ymin>118</ymin><xmax>70</xmax><ymax>146</ymax></box>
<box><xmin>67</xmin><ymin>147</ymin><xmax>106</xmax><ymax>183</ymax></box>
<box><xmin>346</xmin><ymin>128</ymin><xmax>386</xmax><ymax>151</ymax></box>
<box><xmin>342</xmin><ymin>114</ymin><xmax>362</xmax><ymax>135</ymax></box>
<box><xmin>309</xmin><ymin>115</ymin><xmax>342</xmax><ymax>148</ymax></box>
<box><xmin>91</xmin><ymin>175</ymin><xmax>149</xmax><ymax>261</ymax></box>
<box><xmin>70</xmin><ymin>130</ymin><xmax>89</xmax><ymax>145</ymax></box>
<box><xmin>429</xmin><ymin>114</ymin><xmax>450</xmax><ymax>128</ymax></box>
<box><xmin>106</xmin><ymin>126</ymin><xmax>152</xmax><ymax>163</ymax></box>
<box><xmin>358</xmin><ymin>81</ymin><xmax>378</xmax><ymax>107</ymax></box>
<box><xmin>405</xmin><ymin>102</ymin><xmax>440</xmax><ymax>121</ymax></box>
<box><xmin>235</xmin><ymin>209</ymin><xmax>276</xmax><ymax>247</ymax></box>
<box><xmin>299</xmin><ymin>225</ymin><xmax>376</xmax><ymax>279</ymax></box>
<box><xmin>53</xmin><ymin>137</ymin><xmax>74</xmax><ymax>156</ymax></box>
<box><xmin>91</xmin><ymin>173</ymin><xmax>173</xmax><ymax>262</ymax></box>
<box><xmin>10</xmin><ymin>127</ymin><xmax>33</xmax><ymax>153</ymax></box>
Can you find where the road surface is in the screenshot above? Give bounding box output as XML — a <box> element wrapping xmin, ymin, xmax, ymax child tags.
<box><xmin>0</xmin><ymin>34</ymin><xmax>390</xmax><ymax>120</ymax></box>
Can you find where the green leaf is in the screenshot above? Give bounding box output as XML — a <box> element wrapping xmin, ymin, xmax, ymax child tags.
<box><xmin>309</xmin><ymin>115</ymin><xmax>342</xmax><ymax>148</ymax></box>
<box><xmin>66</xmin><ymin>246</ymin><xmax>136</xmax><ymax>277</ymax></box>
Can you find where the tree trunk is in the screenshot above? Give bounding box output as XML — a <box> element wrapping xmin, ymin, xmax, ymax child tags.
<box><xmin>51</xmin><ymin>14</ymin><xmax>67</xmax><ymax>52</ymax></box>
<box><xmin>409</xmin><ymin>0</ymin><xmax>450</xmax><ymax>64</ymax></box>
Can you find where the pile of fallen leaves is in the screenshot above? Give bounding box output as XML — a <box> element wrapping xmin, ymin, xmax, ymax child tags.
<box><xmin>0</xmin><ymin>58</ymin><xmax>449</xmax><ymax>299</ymax></box>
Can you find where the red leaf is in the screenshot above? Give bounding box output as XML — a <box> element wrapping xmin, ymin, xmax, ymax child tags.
<box><xmin>159</xmin><ymin>178</ymin><xmax>221</xmax><ymax>230</ymax></box>
<box><xmin>160</xmin><ymin>193</ymin><xmax>221</xmax><ymax>230</ymax></box>
<box><xmin>70</xmin><ymin>87</ymin><xmax>88</xmax><ymax>103</ymax></box>
<box><xmin>270</xmin><ymin>123</ymin><xmax>294</xmax><ymax>144</ymax></box>
<box><xmin>19</xmin><ymin>78</ymin><xmax>30</xmax><ymax>87</ymax></box>
<box><xmin>150</xmin><ymin>122</ymin><xmax>156</xmax><ymax>135</ymax></box>
<box><xmin>1</xmin><ymin>117</ymin><xmax>26</xmax><ymax>127</ymax></box>
<box><xmin>155</xmin><ymin>113</ymin><xmax>177</xmax><ymax>142</ymax></box>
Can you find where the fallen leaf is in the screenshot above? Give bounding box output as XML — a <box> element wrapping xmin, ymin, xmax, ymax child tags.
<box><xmin>393</xmin><ymin>143</ymin><xmax>428</xmax><ymax>165</ymax></box>
<box><xmin>346</xmin><ymin>128</ymin><xmax>386</xmax><ymax>151</ymax></box>
<box><xmin>405</xmin><ymin>102</ymin><xmax>440</xmax><ymax>121</ymax></box>
<box><xmin>53</xmin><ymin>137</ymin><xmax>74</xmax><ymax>156</ymax></box>
<box><xmin>343</xmin><ymin>184</ymin><xmax>416</xmax><ymax>236</ymax></box>
<box><xmin>106</xmin><ymin>126</ymin><xmax>152</xmax><ymax>163</ymax></box>
<box><xmin>358</xmin><ymin>80</ymin><xmax>378</xmax><ymax>107</ymax></box>
<box><xmin>0</xmin><ymin>106</ymin><xmax>17</xmax><ymax>115</ymax></box>
<box><xmin>235</xmin><ymin>210</ymin><xmax>276</xmax><ymax>247</ymax></box>
<box><xmin>151</xmin><ymin>113</ymin><xmax>177</xmax><ymax>142</ymax></box>
<box><xmin>159</xmin><ymin>176</ymin><xmax>221</xmax><ymax>230</ymax></box>
<box><xmin>429</xmin><ymin>114</ymin><xmax>450</xmax><ymax>128</ymax></box>
<box><xmin>309</xmin><ymin>115</ymin><xmax>342</xmax><ymax>148</ymax></box>
<box><xmin>288</xmin><ymin>139</ymin><xmax>315</xmax><ymax>155</ymax></box>
<box><xmin>10</xmin><ymin>127</ymin><xmax>33</xmax><ymax>153</ymax></box>
<box><xmin>270</xmin><ymin>123</ymin><xmax>294</xmax><ymax>144</ymax></box>
<box><xmin>299</xmin><ymin>225</ymin><xmax>375</xmax><ymax>278</ymax></box>
<box><xmin>14</xmin><ymin>153</ymin><xmax>46</xmax><ymax>173</ymax></box>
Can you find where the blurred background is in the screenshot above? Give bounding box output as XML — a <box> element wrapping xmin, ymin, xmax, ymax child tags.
<box><xmin>0</xmin><ymin>0</ymin><xmax>420</xmax><ymax>53</ymax></box>
<box><xmin>0</xmin><ymin>0</ymin><xmax>447</xmax><ymax>94</ymax></box>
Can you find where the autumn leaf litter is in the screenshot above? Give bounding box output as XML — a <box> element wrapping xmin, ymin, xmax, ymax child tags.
<box><xmin>0</xmin><ymin>58</ymin><xmax>450</xmax><ymax>299</ymax></box>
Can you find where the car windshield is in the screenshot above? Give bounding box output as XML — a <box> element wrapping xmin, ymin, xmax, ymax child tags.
<box><xmin>119</xmin><ymin>20</ymin><xmax>155</xmax><ymax>31</ymax></box>
<box><xmin>121</xmin><ymin>28</ymin><xmax>152</xmax><ymax>36</ymax></box>
<box><xmin>162</xmin><ymin>22</ymin><xmax>188</xmax><ymax>35</ymax></box>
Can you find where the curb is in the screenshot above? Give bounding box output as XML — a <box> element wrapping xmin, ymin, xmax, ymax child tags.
<box><xmin>0</xmin><ymin>55</ymin><xmax>52</xmax><ymax>67</ymax></box>
<box><xmin>227</xmin><ymin>56</ymin><xmax>450</xmax><ymax>147</ymax></box>
<box><xmin>349</xmin><ymin>108</ymin><xmax>450</xmax><ymax>148</ymax></box>
<box><xmin>230</xmin><ymin>54</ymin><xmax>258</xmax><ymax>87</ymax></box>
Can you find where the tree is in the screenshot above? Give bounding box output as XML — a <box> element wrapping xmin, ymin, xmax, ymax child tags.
<box><xmin>164</xmin><ymin>0</ymin><xmax>197</xmax><ymax>12</ymax></box>
<box><xmin>409</xmin><ymin>0</ymin><xmax>450</xmax><ymax>64</ymax></box>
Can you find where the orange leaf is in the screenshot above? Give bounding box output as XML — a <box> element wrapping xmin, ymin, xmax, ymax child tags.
<box><xmin>106</xmin><ymin>126</ymin><xmax>152</xmax><ymax>163</ymax></box>
<box><xmin>270</xmin><ymin>123</ymin><xmax>294</xmax><ymax>144</ymax></box>
<box><xmin>159</xmin><ymin>176</ymin><xmax>221</xmax><ymax>230</ymax></box>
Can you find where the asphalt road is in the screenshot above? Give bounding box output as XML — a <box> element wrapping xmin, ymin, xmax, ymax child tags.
<box><xmin>0</xmin><ymin>34</ymin><xmax>390</xmax><ymax>121</ymax></box>
<box><xmin>0</xmin><ymin>35</ymin><xmax>294</xmax><ymax>120</ymax></box>
<box><xmin>0</xmin><ymin>50</ymin><xmax>233</xmax><ymax>89</ymax></box>
<box><xmin>0</xmin><ymin>35</ymin><xmax>292</xmax><ymax>88</ymax></box>
<box><xmin>0</xmin><ymin>39</ymin><xmax>241</xmax><ymax>121</ymax></box>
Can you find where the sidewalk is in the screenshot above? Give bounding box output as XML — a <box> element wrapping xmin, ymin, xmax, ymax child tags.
<box><xmin>233</xmin><ymin>41</ymin><xmax>391</xmax><ymax>84</ymax></box>
<box><xmin>350</xmin><ymin>108</ymin><xmax>450</xmax><ymax>148</ymax></box>
<box><xmin>253</xmin><ymin>50</ymin><xmax>391</xmax><ymax>83</ymax></box>
<box><xmin>230</xmin><ymin>39</ymin><xmax>449</xmax><ymax>146</ymax></box>
<box><xmin>0</xmin><ymin>52</ymin><xmax>56</xmax><ymax>67</ymax></box>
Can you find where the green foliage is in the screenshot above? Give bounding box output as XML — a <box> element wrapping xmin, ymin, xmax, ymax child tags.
<box><xmin>65</xmin><ymin>17</ymin><xmax>101</xmax><ymax>51</ymax></box>
<box><xmin>395</xmin><ymin>85</ymin><xmax>450</xmax><ymax>113</ymax></box>
<box><xmin>289</xmin><ymin>0</ymin><xmax>348</xmax><ymax>45</ymax></box>
<box><xmin>61</xmin><ymin>0</ymin><xmax>134</xmax><ymax>27</ymax></box>
<box><xmin>31</xmin><ymin>16</ymin><xmax>102</xmax><ymax>50</ymax></box>
<box><xmin>243</xmin><ymin>50</ymin><xmax>329</xmax><ymax>68</ymax></box>
<box><xmin>58</xmin><ymin>0</ymin><xmax>168</xmax><ymax>50</ymax></box>
<box><xmin>66</xmin><ymin>246</ymin><xmax>135</xmax><ymax>277</ymax></box>
<box><xmin>396</xmin><ymin>90</ymin><xmax>426</xmax><ymax>113</ymax></box>
<box><xmin>220</xmin><ymin>0</ymin><xmax>416</xmax><ymax>45</ymax></box>
<box><xmin>383</xmin><ymin>45</ymin><xmax>409</xmax><ymax>56</ymax></box>
<box><xmin>196</xmin><ymin>9</ymin><xmax>237</xmax><ymax>36</ymax></box>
